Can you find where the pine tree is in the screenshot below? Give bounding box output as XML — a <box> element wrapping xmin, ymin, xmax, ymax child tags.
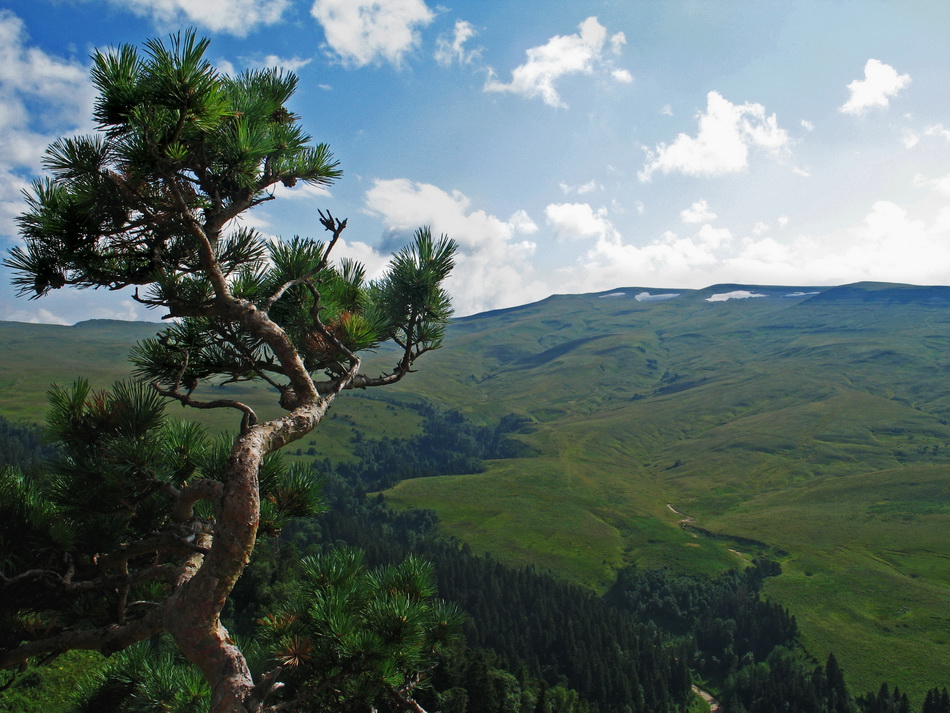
<box><xmin>0</xmin><ymin>30</ymin><xmax>456</xmax><ymax>713</ymax></box>
<box><xmin>824</xmin><ymin>653</ymin><xmax>854</xmax><ymax>713</ymax></box>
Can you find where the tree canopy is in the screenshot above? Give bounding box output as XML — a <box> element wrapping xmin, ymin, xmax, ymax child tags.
<box><xmin>1</xmin><ymin>30</ymin><xmax>458</xmax><ymax>713</ymax></box>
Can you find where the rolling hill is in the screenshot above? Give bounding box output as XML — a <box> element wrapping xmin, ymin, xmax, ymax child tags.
<box><xmin>2</xmin><ymin>281</ymin><xmax>949</xmax><ymax>700</ymax></box>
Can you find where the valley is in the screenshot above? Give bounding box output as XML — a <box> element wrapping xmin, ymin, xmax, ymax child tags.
<box><xmin>2</xmin><ymin>281</ymin><xmax>949</xmax><ymax>702</ymax></box>
<box><xmin>386</xmin><ymin>282</ymin><xmax>950</xmax><ymax>699</ymax></box>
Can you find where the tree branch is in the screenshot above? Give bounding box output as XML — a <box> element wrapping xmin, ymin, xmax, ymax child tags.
<box><xmin>317</xmin><ymin>210</ymin><xmax>347</xmax><ymax>265</ymax></box>
<box><xmin>260</xmin><ymin>210</ymin><xmax>347</xmax><ymax>313</ymax></box>
<box><xmin>95</xmin><ymin>529</ymin><xmax>209</xmax><ymax>573</ymax></box>
<box><xmin>0</xmin><ymin>559</ymin><xmax>183</xmax><ymax>610</ymax></box>
<box><xmin>249</xmin><ymin>666</ymin><xmax>285</xmax><ymax>711</ymax></box>
<box><xmin>0</xmin><ymin>606</ymin><xmax>165</xmax><ymax>670</ymax></box>
<box><xmin>172</xmin><ymin>478</ymin><xmax>224</xmax><ymax>522</ymax></box>
<box><xmin>154</xmin><ymin>382</ymin><xmax>259</xmax><ymax>428</ymax></box>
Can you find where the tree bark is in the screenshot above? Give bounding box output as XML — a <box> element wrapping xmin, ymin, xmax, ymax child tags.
<box><xmin>165</xmin><ymin>399</ymin><xmax>334</xmax><ymax>713</ymax></box>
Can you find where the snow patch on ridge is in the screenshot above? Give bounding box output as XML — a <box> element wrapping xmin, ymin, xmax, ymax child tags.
<box><xmin>636</xmin><ymin>292</ymin><xmax>680</xmax><ymax>302</ymax></box>
<box><xmin>706</xmin><ymin>290</ymin><xmax>767</xmax><ymax>303</ymax></box>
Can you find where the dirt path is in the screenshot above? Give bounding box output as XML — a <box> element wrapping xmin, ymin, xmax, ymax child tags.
<box><xmin>692</xmin><ymin>685</ymin><xmax>722</xmax><ymax>712</ymax></box>
<box><xmin>667</xmin><ymin>503</ymin><xmax>699</xmax><ymax>537</ymax></box>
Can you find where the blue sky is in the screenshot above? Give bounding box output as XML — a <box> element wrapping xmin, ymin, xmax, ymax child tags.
<box><xmin>2</xmin><ymin>0</ymin><xmax>950</xmax><ymax>323</ymax></box>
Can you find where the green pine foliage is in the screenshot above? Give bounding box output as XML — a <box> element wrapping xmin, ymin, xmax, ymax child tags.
<box><xmin>1</xmin><ymin>394</ymin><xmax>463</xmax><ymax>713</ymax></box>
<box><xmin>258</xmin><ymin>549</ymin><xmax>465</xmax><ymax>712</ymax></box>
<box><xmin>72</xmin><ymin>640</ymin><xmax>210</xmax><ymax>713</ymax></box>
<box><xmin>605</xmin><ymin>562</ymin><xmax>798</xmax><ymax>679</ymax></box>
<box><xmin>69</xmin><ymin>551</ymin><xmax>465</xmax><ymax>713</ymax></box>
<box><xmin>0</xmin><ymin>380</ymin><xmax>321</xmax><ymax>653</ymax></box>
<box><xmin>9</xmin><ymin>30</ymin><xmax>341</xmax><ymax>300</ymax></box>
<box><xmin>920</xmin><ymin>688</ymin><xmax>950</xmax><ymax>713</ymax></box>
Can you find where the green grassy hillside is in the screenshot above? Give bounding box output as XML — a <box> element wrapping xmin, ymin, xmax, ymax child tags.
<box><xmin>383</xmin><ymin>283</ymin><xmax>950</xmax><ymax>701</ymax></box>
<box><xmin>0</xmin><ymin>319</ymin><xmax>425</xmax><ymax>462</ymax></box>
<box><xmin>2</xmin><ymin>281</ymin><xmax>949</xmax><ymax>701</ymax></box>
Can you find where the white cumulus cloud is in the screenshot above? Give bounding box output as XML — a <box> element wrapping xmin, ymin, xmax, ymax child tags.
<box><xmin>906</xmin><ymin>124</ymin><xmax>950</xmax><ymax>150</ymax></box>
<box><xmin>435</xmin><ymin>19</ymin><xmax>480</xmax><ymax>66</ymax></box>
<box><xmin>102</xmin><ymin>0</ymin><xmax>290</xmax><ymax>36</ymax></box>
<box><xmin>252</xmin><ymin>54</ymin><xmax>313</xmax><ymax>72</ymax></box>
<box><xmin>612</xmin><ymin>69</ymin><xmax>633</xmax><ymax>83</ymax></box>
<box><xmin>367</xmin><ymin>176</ymin><xmax>950</xmax><ymax>312</ymax></box>
<box><xmin>545</xmin><ymin>206</ymin><xmax>729</xmax><ymax>293</ymax></box>
<box><xmin>680</xmin><ymin>199</ymin><xmax>716</xmax><ymax>224</ymax></box>
<box><xmin>0</xmin><ymin>306</ymin><xmax>70</xmax><ymax>325</ymax></box>
<box><xmin>364</xmin><ymin>178</ymin><xmax>548</xmax><ymax>315</ymax></box>
<box><xmin>545</xmin><ymin>203</ymin><xmax>615</xmax><ymax>241</ymax></box>
<box><xmin>925</xmin><ymin>124</ymin><xmax>950</xmax><ymax>141</ymax></box>
<box><xmin>840</xmin><ymin>59</ymin><xmax>911</xmax><ymax>115</ymax></box>
<box><xmin>921</xmin><ymin>172</ymin><xmax>950</xmax><ymax>195</ymax></box>
<box><xmin>696</xmin><ymin>223</ymin><xmax>732</xmax><ymax>249</ymax></box>
<box><xmin>0</xmin><ymin>11</ymin><xmax>94</xmax><ymax>238</ymax></box>
<box><xmin>565</xmin><ymin>230</ymin><xmax>722</xmax><ymax>292</ymax></box>
<box><xmin>508</xmin><ymin>209</ymin><xmax>539</xmax><ymax>234</ymax></box>
<box><xmin>639</xmin><ymin>91</ymin><xmax>789</xmax><ymax>181</ymax></box>
<box><xmin>559</xmin><ymin>179</ymin><xmax>601</xmax><ymax>195</ymax></box>
<box><xmin>724</xmin><ymin>197</ymin><xmax>950</xmax><ymax>286</ymax></box>
<box><xmin>484</xmin><ymin>16</ymin><xmax>630</xmax><ymax>108</ymax></box>
<box><xmin>267</xmin><ymin>182</ymin><xmax>333</xmax><ymax>204</ymax></box>
<box><xmin>311</xmin><ymin>0</ymin><xmax>435</xmax><ymax>68</ymax></box>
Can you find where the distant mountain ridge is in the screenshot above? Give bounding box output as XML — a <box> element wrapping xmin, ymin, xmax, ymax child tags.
<box><xmin>802</xmin><ymin>281</ymin><xmax>950</xmax><ymax>305</ymax></box>
<box><xmin>458</xmin><ymin>281</ymin><xmax>950</xmax><ymax>323</ymax></box>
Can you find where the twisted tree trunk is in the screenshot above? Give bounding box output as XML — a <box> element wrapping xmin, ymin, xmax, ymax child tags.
<box><xmin>166</xmin><ymin>401</ymin><xmax>332</xmax><ymax>713</ymax></box>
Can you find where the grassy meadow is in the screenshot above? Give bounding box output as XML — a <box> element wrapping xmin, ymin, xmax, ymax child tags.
<box><xmin>3</xmin><ymin>281</ymin><xmax>950</xmax><ymax>702</ymax></box>
<box><xmin>0</xmin><ymin>319</ymin><xmax>423</xmax><ymax>463</ymax></box>
<box><xmin>386</xmin><ymin>283</ymin><xmax>950</xmax><ymax>701</ymax></box>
